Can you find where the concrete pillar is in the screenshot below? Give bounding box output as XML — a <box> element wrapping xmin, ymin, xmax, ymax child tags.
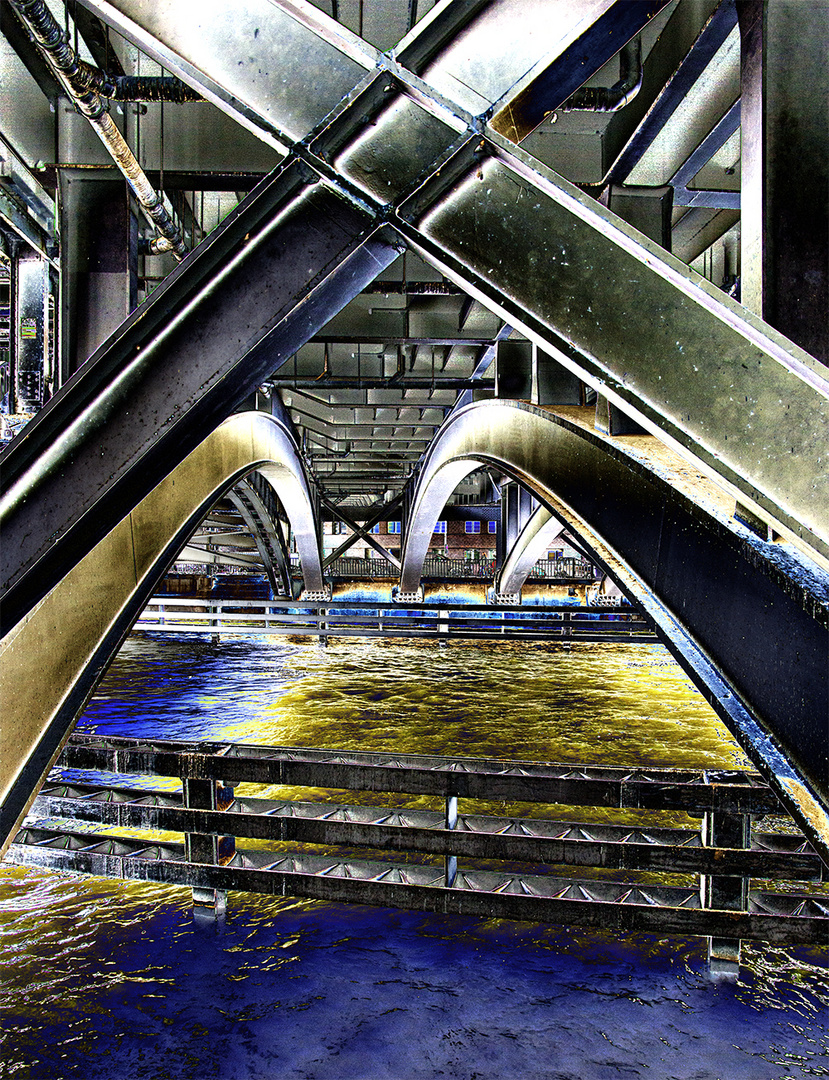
<box><xmin>59</xmin><ymin>169</ymin><xmax>138</xmax><ymax>382</ymax></box>
<box><xmin>738</xmin><ymin>1</ymin><xmax>829</xmax><ymax>364</ymax></box>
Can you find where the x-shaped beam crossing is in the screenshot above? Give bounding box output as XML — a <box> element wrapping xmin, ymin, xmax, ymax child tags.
<box><xmin>1</xmin><ymin>0</ymin><xmax>827</xmax><ymax>638</ymax></box>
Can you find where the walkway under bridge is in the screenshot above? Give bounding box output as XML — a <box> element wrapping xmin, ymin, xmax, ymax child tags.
<box><xmin>1</xmin><ymin>0</ymin><xmax>827</xmax><ymax>876</ymax></box>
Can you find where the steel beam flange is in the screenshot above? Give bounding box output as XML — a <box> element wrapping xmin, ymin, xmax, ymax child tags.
<box><xmin>301</xmin><ymin>588</ymin><xmax>332</xmax><ymax>603</ymax></box>
<box><xmin>393</xmin><ymin>586</ymin><xmax>424</xmax><ymax>604</ymax></box>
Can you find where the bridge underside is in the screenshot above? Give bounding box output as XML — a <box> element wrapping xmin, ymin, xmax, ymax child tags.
<box><xmin>1</xmin><ymin>0</ymin><xmax>827</xmax><ymax>857</ymax></box>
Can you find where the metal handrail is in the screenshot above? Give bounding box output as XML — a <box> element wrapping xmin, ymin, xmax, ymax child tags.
<box><xmin>301</xmin><ymin>556</ymin><xmax>595</xmax><ymax>581</ymax></box>
<box><xmin>136</xmin><ymin>596</ymin><xmax>654</xmax><ymax>642</ymax></box>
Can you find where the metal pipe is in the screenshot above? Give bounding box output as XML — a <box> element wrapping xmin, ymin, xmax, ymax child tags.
<box><xmin>558</xmin><ymin>37</ymin><xmax>642</xmax><ymax>113</ymax></box>
<box><xmin>9</xmin><ymin>0</ymin><xmax>187</xmax><ymax>260</ymax></box>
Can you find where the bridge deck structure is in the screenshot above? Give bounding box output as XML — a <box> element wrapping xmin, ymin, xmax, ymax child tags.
<box><xmin>1</xmin><ymin>0</ymin><xmax>827</xmax><ymax>895</ymax></box>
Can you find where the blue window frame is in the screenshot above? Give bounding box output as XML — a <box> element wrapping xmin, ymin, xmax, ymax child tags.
<box><xmin>464</xmin><ymin>520</ymin><xmax>481</xmax><ymax>534</ymax></box>
<box><xmin>433</xmin><ymin>521</ymin><xmax>447</xmax><ymax>534</ymax></box>
<box><xmin>388</xmin><ymin>521</ymin><xmax>402</xmax><ymax>534</ymax></box>
<box><xmin>487</xmin><ymin>520</ymin><xmax>497</xmax><ymax>534</ymax></box>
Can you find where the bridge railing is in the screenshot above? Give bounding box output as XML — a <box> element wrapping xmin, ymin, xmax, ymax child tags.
<box><xmin>134</xmin><ymin>597</ymin><xmax>654</xmax><ymax>642</ymax></box>
<box><xmin>300</xmin><ymin>556</ymin><xmax>595</xmax><ymax>581</ymax></box>
<box><xmin>10</xmin><ymin>734</ymin><xmax>828</xmax><ymax>971</ymax></box>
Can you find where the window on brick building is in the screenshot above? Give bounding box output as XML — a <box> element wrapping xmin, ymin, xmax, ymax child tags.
<box><xmin>433</xmin><ymin>521</ymin><xmax>447</xmax><ymax>534</ymax></box>
<box><xmin>487</xmin><ymin>520</ymin><xmax>497</xmax><ymax>533</ymax></box>
<box><xmin>464</xmin><ymin>520</ymin><xmax>481</xmax><ymax>534</ymax></box>
<box><xmin>388</xmin><ymin>521</ymin><xmax>402</xmax><ymax>534</ymax></box>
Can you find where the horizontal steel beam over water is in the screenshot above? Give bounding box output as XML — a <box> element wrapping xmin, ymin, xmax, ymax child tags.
<box><xmin>55</xmin><ymin>735</ymin><xmax>784</xmax><ymax>816</ymax></box>
<box><xmin>11</xmin><ymin>734</ymin><xmax>827</xmax><ymax>947</ymax></box>
<box><xmin>30</xmin><ymin>780</ymin><xmax>824</xmax><ymax>882</ymax></box>
<box><xmin>12</xmin><ymin>826</ymin><xmax>828</xmax><ymax>945</ymax></box>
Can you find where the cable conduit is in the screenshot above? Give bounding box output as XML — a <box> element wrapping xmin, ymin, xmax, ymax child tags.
<box><xmin>9</xmin><ymin>0</ymin><xmax>188</xmax><ymax>259</ymax></box>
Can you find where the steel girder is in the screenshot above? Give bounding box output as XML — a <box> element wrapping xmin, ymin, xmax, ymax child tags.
<box><xmin>496</xmin><ymin>505</ymin><xmax>567</xmax><ymax>597</ymax></box>
<box><xmin>1</xmin><ymin>0</ymin><xmax>668</xmax><ymax>634</ymax></box>
<box><xmin>0</xmin><ymin>3</ymin><xmax>825</xmax><ymax>750</ymax></box>
<box><xmin>72</xmin><ymin>0</ymin><xmax>829</xmax><ymax>563</ymax></box>
<box><xmin>0</xmin><ymin>411</ymin><xmax>323</xmax><ymax>856</ymax></box>
<box><xmin>0</xmin><ymin>164</ymin><xmax>398</xmax><ymax>635</ymax></box>
<box><xmin>398</xmin><ymin>400</ymin><xmax>829</xmax><ymax>863</ymax></box>
<box><xmin>2</xmin><ymin>0</ymin><xmax>824</xmax><ymax>638</ymax></box>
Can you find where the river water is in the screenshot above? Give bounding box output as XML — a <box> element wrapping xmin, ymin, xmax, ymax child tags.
<box><xmin>1</xmin><ymin>635</ymin><xmax>827</xmax><ymax>1079</ymax></box>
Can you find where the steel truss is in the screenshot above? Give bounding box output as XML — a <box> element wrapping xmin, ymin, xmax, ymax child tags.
<box><xmin>9</xmin><ymin>734</ymin><xmax>828</xmax><ymax>952</ymax></box>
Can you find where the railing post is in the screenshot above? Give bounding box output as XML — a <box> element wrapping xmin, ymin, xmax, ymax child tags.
<box><xmin>445</xmin><ymin>794</ymin><xmax>458</xmax><ymax>887</ymax></box>
<box><xmin>182</xmin><ymin>775</ymin><xmax>236</xmax><ymax>921</ymax></box>
<box><xmin>701</xmin><ymin>806</ymin><xmax>750</xmax><ymax>978</ymax></box>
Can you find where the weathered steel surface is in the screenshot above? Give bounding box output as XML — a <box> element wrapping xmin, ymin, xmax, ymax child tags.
<box><xmin>0</xmin><ymin>413</ymin><xmax>321</xmax><ymax>856</ymax></box>
<box><xmin>70</xmin><ymin>0</ymin><xmax>829</xmax><ymax>562</ymax></box>
<box><xmin>30</xmin><ymin>784</ymin><xmax>822</xmax><ymax>881</ymax></box>
<box><xmin>14</xmin><ymin>737</ymin><xmax>826</xmax><ymax>944</ymax></box>
<box><xmin>10</xmin><ymin>825</ymin><xmax>827</xmax><ymax>945</ymax></box>
<box><xmin>55</xmin><ymin>735</ymin><xmax>782</xmax><ymax>816</ymax></box>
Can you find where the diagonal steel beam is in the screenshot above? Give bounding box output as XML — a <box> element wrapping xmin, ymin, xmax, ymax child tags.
<box><xmin>81</xmin><ymin>0</ymin><xmax>828</xmax><ymax>563</ymax></box>
<box><xmin>3</xmin><ymin>0</ymin><xmax>659</xmax><ymax>634</ymax></box>
<box><xmin>0</xmin><ymin>164</ymin><xmax>400</xmax><ymax>635</ymax></box>
<box><xmin>321</xmin><ymin>493</ymin><xmax>404</xmax><ymax>567</ymax></box>
<box><xmin>3</xmin><ymin>0</ymin><xmax>828</xmax><ymax>644</ymax></box>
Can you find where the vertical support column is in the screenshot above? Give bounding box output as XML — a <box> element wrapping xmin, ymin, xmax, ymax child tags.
<box><xmin>58</xmin><ymin>169</ymin><xmax>138</xmax><ymax>382</ymax></box>
<box><xmin>739</xmin><ymin>0</ymin><xmax>829</xmax><ymax>364</ymax></box>
<box><xmin>1</xmin><ymin>243</ymin><xmax>16</xmax><ymax>414</ymax></box>
<box><xmin>445</xmin><ymin>794</ymin><xmax>458</xmax><ymax>887</ymax></box>
<box><xmin>438</xmin><ymin>605</ymin><xmax>449</xmax><ymax>647</ymax></box>
<box><xmin>701</xmin><ymin>809</ymin><xmax>750</xmax><ymax>978</ymax></box>
<box><xmin>494</xmin><ymin>339</ymin><xmax>533</xmax><ymax>400</ymax></box>
<box><xmin>532</xmin><ymin>343</ymin><xmax>582</xmax><ymax>406</ymax></box>
<box><xmin>14</xmin><ymin>250</ymin><xmax>48</xmax><ymax>413</ymax></box>
<box><xmin>318</xmin><ymin>603</ymin><xmax>329</xmax><ymax>647</ymax></box>
<box><xmin>596</xmin><ymin>185</ymin><xmax>673</xmax><ymax>434</ymax></box>
<box><xmin>182</xmin><ymin>775</ymin><xmax>235</xmax><ymax>920</ymax></box>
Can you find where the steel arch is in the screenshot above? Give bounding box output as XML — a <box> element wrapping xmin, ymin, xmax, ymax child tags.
<box><xmin>0</xmin><ymin>411</ymin><xmax>322</xmax><ymax>855</ymax></box>
<box><xmin>398</xmin><ymin>399</ymin><xmax>829</xmax><ymax>862</ymax></box>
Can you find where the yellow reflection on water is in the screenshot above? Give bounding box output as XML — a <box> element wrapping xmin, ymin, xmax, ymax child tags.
<box><xmin>215</xmin><ymin>640</ymin><xmax>745</xmax><ymax>767</ymax></box>
<box><xmin>202</xmin><ymin>639</ymin><xmax>750</xmax><ymax>832</ymax></box>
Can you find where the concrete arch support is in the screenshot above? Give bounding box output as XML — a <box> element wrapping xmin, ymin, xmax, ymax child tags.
<box><xmin>497</xmin><ymin>505</ymin><xmax>567</xmax><ymax>597</ymax></box>
<box><xmin>0</xmin><ymin>412</ymin><xmax>322</xmax><ymax>854</ymax></box>
<box><xmin>400</xmin><ymin>400</ymin><xmax>829</xmax><ymax>860</ymax></box>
